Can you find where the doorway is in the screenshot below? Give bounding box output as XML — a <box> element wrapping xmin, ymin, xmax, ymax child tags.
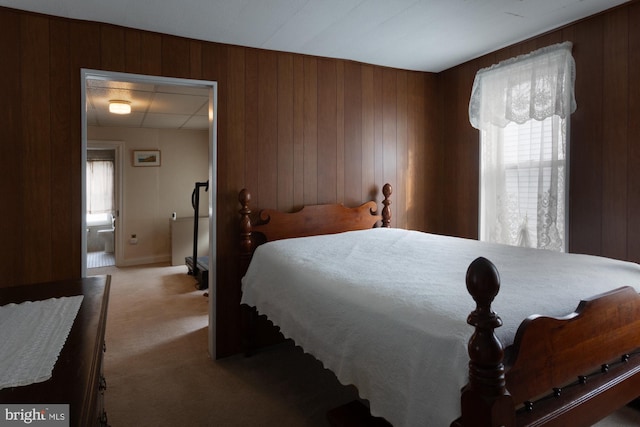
<box><xmin>86</xmin><ymin>141</ymin><xmax>123</xmax><ymax>268</ymax></box>
<box><xmin>81</xmin><ymin>69</ymin><xmax>218</xmax><ymax>358</ymax></box>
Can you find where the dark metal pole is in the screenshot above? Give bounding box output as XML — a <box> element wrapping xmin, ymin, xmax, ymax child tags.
<box><xmin>191</xmin><ymin>181</ymin><xmax>209</xmax><ymax>276</ymax></box>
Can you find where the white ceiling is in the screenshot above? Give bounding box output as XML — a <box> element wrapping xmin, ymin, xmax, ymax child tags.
<box><xmin>85</xmin><ymin>79</ymin><xmax>209</xmax><ymax>131</ymax></box>
<box><xmin>2</xmin><ymin>0</ymin><xmax>627</xmax><ymax>72</ymax></box>
<box><xmin>5</xmin><ymin>0</ymin><xmax>628</xmax><ymax>130</ymax></box>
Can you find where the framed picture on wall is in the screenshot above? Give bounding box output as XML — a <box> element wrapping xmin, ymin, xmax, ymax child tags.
<box><xmin>132</xmin><ymin>150</ymin><xmax>161</xmax><ymax>167</ymax></box>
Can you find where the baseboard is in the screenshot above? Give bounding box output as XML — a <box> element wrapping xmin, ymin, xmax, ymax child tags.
<box><xmin>117</xmin><ymin>255</ymin><xmax>172</xmax><ymax>267</ymax></box>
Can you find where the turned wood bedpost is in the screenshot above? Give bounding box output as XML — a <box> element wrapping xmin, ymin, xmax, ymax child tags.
<box><xmin>381</xmin><ymin>183</ymin><xmax>392</xmax><ymax>228</ymax></box>
<box><xmin>239</xmin><ymin>188</ymin><xmax>253</xmax><ymax>276</ymax></box>
<box><xmin>459</xmin><ymin>257</ymin><xmax>514</xmax><ymax>427</ymax></box>
<box><xmin>238</xmin><ymin>188</ymin><xmax>259</xmax><ymax>356</ymax></box>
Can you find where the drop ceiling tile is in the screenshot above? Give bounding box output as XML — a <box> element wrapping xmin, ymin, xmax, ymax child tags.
<box><xmin>155</xmin><ymin>84</ymin><xmax>210</xmax><ymax>96</ymax></box>
<box><xmin>142</xmin><ymin>113</ymin><xmax>192</xmax><ymax>129</ymax></box>
<box><xmin>95</xmin><ymin>111</ymin><xmax>145</xmax><ymax>128</ymax></box>
<box><xmin>181</xmin><ymin>115</ymin><xmax>210</xmax><ymax>130</ymax></box>
<box><xmin>149</xmin><ymin>92</ymin><xmax>209</xmax><ymax>115</ymax></box>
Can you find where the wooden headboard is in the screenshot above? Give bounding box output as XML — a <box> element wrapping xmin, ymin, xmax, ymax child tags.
<box><xmin>238</xmin><ymin>183</ymin><xmax>392</xmax><ymax>273</ymax></box>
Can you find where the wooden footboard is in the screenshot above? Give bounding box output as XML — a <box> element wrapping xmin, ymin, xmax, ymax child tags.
<box><xmin>454</xmin><ymin>257</ymin><xmax>640</xmax><ymax>427</ymax></box>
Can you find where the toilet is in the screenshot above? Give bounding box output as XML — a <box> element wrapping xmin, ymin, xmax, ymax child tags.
<box><xmin>98</xmin><ymin>228</ymin><xmax>114</xmax><ymax>253</ymax></box>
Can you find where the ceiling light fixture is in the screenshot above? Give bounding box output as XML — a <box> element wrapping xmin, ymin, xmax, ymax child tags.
<box><xmin>109</xmin><ymin>100</ymin><xmax>131</xmax><ymax>115</ymax></box>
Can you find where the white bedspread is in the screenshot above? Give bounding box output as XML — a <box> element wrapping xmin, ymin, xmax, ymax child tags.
<box><xmin>240</xmin><ymin>228</ymin><xmax>640</xmax><ymax>427</ymax></box>
<box><xmin>0</xmin><ymin>295</ymin><xmax>84</xmax><ymax>390</ymax></box>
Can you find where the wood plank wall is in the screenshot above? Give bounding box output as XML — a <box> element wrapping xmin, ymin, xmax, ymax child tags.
<box><xmin>0</xmin><ymin>6</ymin><xmax>436</xmax><ymax>357</ymax></box>
<box><xmin>438</xmin><ymin>1</ymin><xmax>640</xmax><ymax>265</ymax></box>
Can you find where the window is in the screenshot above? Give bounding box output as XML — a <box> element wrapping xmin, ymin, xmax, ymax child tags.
<box><xmin>470</xmin><ymin>43</ymin><xmax>576</xmax><ymax>251</ymax></box>
<box><xmin>86</xmin><ymin>159</ymin><xmax>114</xmax><ymax>215</ymax></box>
<box><xmin>480</xmin><ymin>115</ymin><xmax>566</xmax><ymax>250</ymax></box>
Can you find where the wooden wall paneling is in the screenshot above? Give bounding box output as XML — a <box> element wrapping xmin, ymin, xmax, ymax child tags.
<box><xmin>204</xmin><ymin>50</ymin><xmax>227</xmax><ymax>225</ymax></box>
<box><xmin>440</xmin><ymin>34</ymin><xmax>567</xmax><ymax>241</ymax></box>
<box><xmin>21</xmin><ymin>13</ymin><xmax>52</xmax><ymax>284</ymax></box>
<box><xmin>373</xmin><ymin>67</ymin><xmax>384</xmax><ymax>196</ymax></box>
<box><xmin>361</xmin><ymin>65</ymin><xmax>375</xmax><ymax>203</ymax></box>
<box><xmin>336</xmin><ymin>60</ymin><xmax>345</xmax><ymax>204</ymax></box>
<box><xmin>382</xmin><ymin>68</ymin><xmax>397</xmax><ymax>223</ymax></box>
<box><xmin>450</xmin><ymin>66</ymin><xmax>466</xmax><ymax>237</ymax></box>
<box><xmin>407</xmin><ymin>72</ymin><xmax>427</xmax><ymax>231</ymax></box>
<box><xmin>227</xmin><ymin>46</ymin><xmax>246</xmax><ymax>197</ymax></box>
<box><xmin>50</xmin><ymin>18</ymin><xmax>75</xmax><ymax>280</ymax></box>
<box><xmin>343</xmin><ymin>61</ymin><xmax>363</xmax><ymax>207</ymax></box>
<box><xmin>317</xmin><ymin>58</ymin><xmax>338</xmax><ymax>204</ymax></box>
<box><xmin>139</xmin><ymin>31</ymin><xmax>162</xmax><ymax>76</ymax></box>
<box><xmin>292</xmin><ymin>56</ymin><xmax>305</xmax><ymax>208</ymax></box>
<box><xmin>395</xmin><ymin>71</ymin><xmax>408</xmax><ymax>229</ymax></box>
<box><xmin>568</xmin><ymin>16</ymin><xmax>605</xmax><ymax>256</ymax></box>
<box><xmin>216</xmin><ymin>45</ymin><xmax>246</xmax><ymax>358</ymax></box>
<box><xmin>500</xmin><ymin>40</ymin><xmax>529</xmax><ymax>62</ymax></box>
<box><xmin>458</xmin><ymin>61</ymin><xmax>480</xmax><ymax>239</ymax></box>
<box><xmin>438</xmin><ymin>49</ymin><xmax>492</xmax><ymax>238</ymax></box>
<box><xmin>421</xmin><ymin>73</ymin><xmax>438</xmax><ymax>232</ymax></box>
<box><xmin>257</xmin><ymin>50</ymin><xmax>278</xmax><ymax>209</ymax></box>
<box><xmin>440</xmin><ymin>70</ymin><xmax>454</xmax><ymax>236</ymax></box>
<box><xmin>0</xmin><ymin>8</ymin><xmax>23</xmax><ymax>286</ymax></box>
<box><xmin>100</xmin><ymin>24</ymin><xmax>125</xmax><ymax>72</ymax></box>
<box><xmin>190</xmin><ymin>40</ymin><xmax>202</xmax><ymax>80</ymax></box>
<box><xmin>244</xmin><ymin>49</ymin><xmax>259</xmax><ymax>207</ymax></box>
<box><xmin>225</xmin><ymin>45</ymin><xmax>246</xmax><ymax>238</ymax></box>
<box><xmin>124</xmin><ymin>29</ymin><xmax>142</xmax><ymax>73</ymax></box>
<box><xmin>628</xmin><ymin>2</ymin><xmax>640</xmax><ymax>263</ymax></box>
<box><xmin>533</xmin><ymin>32</ymin><xmax>564</xmax><ymax>50</ymax></box>
<box><xmin>601</xmin><ymin>8</ymin><xmax>629</xmax><ymax>260</ymax></box>
<box><xmin>514</xmin><ymin>38</ymin><xmax>539</xmax><ymax>59</ymax></box>
<box><xmin>439</xmin><ymin>67</ymin><xmax>460</xmax><ymax>236</ymax></box>
<box><xmin>203</xmin><ymin>42</ymin><xmax>227</xmax><ymax>212</ymax></box>
<box><xmin>162</xmin><ymin>34</ymin><xmax>190</xmax><ymax>78</ymax></box>
<box><xmin>303</xmin><ymin>57</ymin><xmax>318</xmax><ymax>205</ymax></box>
<box><xmin>69</xmin><ymin>21</ymin><xmax>102</xmax><ymax>71</ymax></box>
<box><xmin>69</xmin><ymin>20</ymin><xmax>101</xmax><ymax>281</ymax></box>
<box><xmin>277</xmin><ymin>53</ymin><xmax>294</xmax><ymax>210</ymax></box>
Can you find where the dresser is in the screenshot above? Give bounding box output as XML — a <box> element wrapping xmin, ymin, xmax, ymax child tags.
<box><xmin>0</xmin><ymin>275</ymin><xmax>111</xmax><ymax>427</ymax></box>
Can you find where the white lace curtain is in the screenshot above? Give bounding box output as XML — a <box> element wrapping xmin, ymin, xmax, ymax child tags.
<box><xmin>86</xmin><ymin>160</ymin><xmax>114</xmax><ymax>215</ymax></box>
<box><xmin>470</xmin><ymin>42</ymin><xmax>576</xmax><ymax>251</ymax></box>
<box><xmin>469</xmin><ymin>42</ymin><xmax>576</xmax><ymax>130</ymax></box>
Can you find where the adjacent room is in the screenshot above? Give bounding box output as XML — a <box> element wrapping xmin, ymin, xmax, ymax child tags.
<box><xmin>1</xmin><ymin>0</ymin><xmax>640</xmax><ymax>426</ymax></box>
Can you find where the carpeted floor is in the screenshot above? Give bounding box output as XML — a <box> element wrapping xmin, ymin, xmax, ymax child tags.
<box><xmin>89</xmin><ymin>263</ymin><xmax>640</xmax><ymax>426</ymax></box>
<box><xmin>91</xmin><ymin>263</ymin><xmax>359</xmax><ymax>427</ymax></box>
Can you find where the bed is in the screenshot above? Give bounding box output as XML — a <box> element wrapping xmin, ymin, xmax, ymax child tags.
<box><xmin>237</xmin><ymin>184</ymin><xmax>640</xmax><ymax>427</ymax></box>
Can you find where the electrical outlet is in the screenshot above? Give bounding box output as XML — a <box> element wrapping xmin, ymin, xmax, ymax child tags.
<box><xmin>130</xmin><ymin>234</ymin><xmax>138</xmax><ymax>244</ymax></box>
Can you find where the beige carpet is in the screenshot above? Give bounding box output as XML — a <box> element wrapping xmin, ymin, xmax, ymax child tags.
<box><xmin>92</xmin><ymin>263</ymin><xmax>359</xmax><ymax>427</ymax></box>
<box><xmin>89</xmin><ymin>263</ymin><xmax>640</xmax><ymax>426</ymax></box>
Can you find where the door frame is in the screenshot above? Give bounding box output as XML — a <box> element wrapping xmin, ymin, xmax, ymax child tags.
<box><xmin>80</xmin><ymin>69</ymin><xmax>218</xmax><ymax>358</ymax></box>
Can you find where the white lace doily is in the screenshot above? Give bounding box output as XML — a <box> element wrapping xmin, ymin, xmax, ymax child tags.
<box><xmin>0</xmin><ymin>295</ymin><xmax>84</xmax><ymax>390</ymax></box>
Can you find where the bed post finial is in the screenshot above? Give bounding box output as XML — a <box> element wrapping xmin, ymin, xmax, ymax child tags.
<box><xmin>381</xmin><ymin>183</ymin><xmax>392</xmax><ymax>227</ymax></box>
<box><xmin>459</xmin><ymin>257</ymin><xmax>514</xmax><ymax>426</ymax></box>
<box><xmin>239</xmin><ymin>189</ymin><xmax>253</xmax><ymax>273</ymax></box>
